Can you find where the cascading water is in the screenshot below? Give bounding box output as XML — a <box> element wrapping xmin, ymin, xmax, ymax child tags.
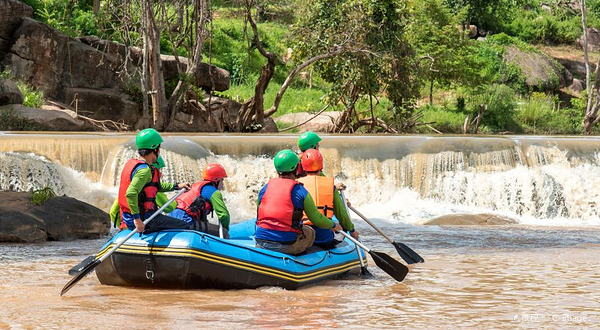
<box><xmin>1</xmin><ymin>134</ymin><xmax>600</xmax><ymax>225</ymax></box>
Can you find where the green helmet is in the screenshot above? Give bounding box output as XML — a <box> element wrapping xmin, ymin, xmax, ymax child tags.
<box><xmin>274</xmin><ymin>149</ymin><xmax>299</xmax><ymax>173</ymax></box>
<box><xmin>153</xmin><ymin>155</ymin><xmax>165</xmax><ymax>169</ymax></box>
<box><xmin>136</xmin><ymin>128</ymin><xmax>163</xmax><ymax>150</ymax></box>
<box><xmin>298</xmin><ymin>131</ymin><xmax>322</xmax><ymax>152</ymax></box>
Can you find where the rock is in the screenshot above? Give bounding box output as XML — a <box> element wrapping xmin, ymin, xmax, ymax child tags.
<box><xmin>0</xmin><ymin>79</ymin><xmax>23</xmax><ymax>105</ymax></box>
<box><xmin>468</xmin><ymin>25</ymin><xmax>478</xmax><ymax>38</ymax></box>
<box><xmin>0</xmin><ymin>191</ymin><xmax>109</xmax><ymax>243</ymax></box>
<box><xmin>0</xmin><ymin>0</ymin><xmax>32</xmax><ymax>58</ymax></box>
<box><xmin>424</xmin><ymin>213</ymin><xmax>517</xmax><ymax>226</ymax></box>
<box><xmin>79</xmin><ymin>37</ymin><xmax>230</xmax><ymax>92</ymax></box>
<box><xmin>260</xmin><ymin>117</ymin><xmax>279</xmax><ymax>133</ymax></box>
<box><xmin>505</xmin><ymin>46</ymin><xmax>572</xmax><ymax>91</ymax></box>
<box><xmin>554</xmin><ymin>57</ymin><xmax>588</xmax><ymax>80</ymax></box>
<box><xmin>476</xmin><ymin>37</ymin><xmax>487</xmax><ymax>42</ymax></box>
<box><xmin>275</xmin><ymin>111</ymin><xmax>343</xmax><ymax>132</ymax></box>
<box><xmin>63</xmin><ymin>88</ymin><xmax>140</xmax><ymax>125</ymax></box>
<box><xmin>0</xmin><ymin>104</ymin><xmax>92</xmax><ymax>130</ymax></box>
<box><xmin>4</xmin><ymin>18</ymin><xmax>69</xmax><ymax>99</ymax></box>
<box><xmin>569</xmin><ymin>78</ymin><xmax>584</xmax><ymax>93</ymax></box>
<box><xmin>578</xmin><ymin>28</ymin><xmax>600</xmax><ymax>51</ymax></box>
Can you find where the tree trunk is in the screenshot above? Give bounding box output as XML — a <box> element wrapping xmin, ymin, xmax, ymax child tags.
<box><xmin>93</xmin><ymin>0</ymin><xmax>101</xmax><ymax>14</ymax></box>
<box><xmin>145</xmin><ymin>0</ymin><xmax>167</xmax><ymax>129</ymax></box>
<box><xmin>429</xmin><ymin>78</ymin><xmax>434</xmax><ymax>105</ymax></box>
<box><xmin>237</xmin><ymin>1</ymin><xmax>277</xmax><ymax>132</ymax></box>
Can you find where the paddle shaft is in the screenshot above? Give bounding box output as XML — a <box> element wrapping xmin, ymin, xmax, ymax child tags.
<box><xmin>347</xmin><ymin>203</ymin><xmax>395</xmax><ymax>244</ymax></box>
<box><xmin>337</xmin><ymin>230</ymin><xmax>371</xmax><ymax>253</ymax></box>
<box><xmin>339</xmin><ymin>191</ymin><xmax>367</xmax><ymax>268</ymax></box>
<box><xmin>97</xmin><ymin>188</ymin><xmax>187</xmax><ymax>264</ymax></box>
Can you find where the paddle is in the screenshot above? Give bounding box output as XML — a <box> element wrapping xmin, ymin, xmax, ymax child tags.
<box><xmin>341</xmin><ymin>192</ymin><xmax>424</xmax><ymax>265</ymax></box>
<box><xmin>60</xmin><ymin>189</ymin><xmax>187</xmax><ymax>296</ymax></box>
<box><xmin>68</xmin><ymin>255</ymin><xmax>95</xmax><ymax>276</ymax></box>
<box><xmin>337</xmin><ymin>231</ymin><xmax>409</xmax><ymax>282</ymax></box>
<box><xmin>339</xmin><ymin>190</ymin><xmax>371</xmax><ymax>277</ymax></box>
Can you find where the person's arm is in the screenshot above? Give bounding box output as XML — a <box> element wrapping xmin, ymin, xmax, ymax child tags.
<box><xmin>303</xmin><ymin>193</ymin><xmax>340</xmax><ymax>230</ymax></box>
<box><xmin>210</xmin><ymin>191</ymin><xmax>230</xmax><ymax>230</ymax></box>
<box><xmin>333</xmin><ymin>188</ymin><xmax>354</xmax><ymax>232</ymax></box>
<box><xmin>109</xmin><ymin>199</ymin><xmax>120</xmax><ymax>228</ymax></box>
<box><xmin>155</xmin><ymin>192</ymin><xmax>177</xmax><ymax>213</ymax></box>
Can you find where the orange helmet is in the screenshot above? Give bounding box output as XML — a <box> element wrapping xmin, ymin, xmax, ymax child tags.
<box><xmin>203</xmin><ymin>163</ymin><xmax>227</xmax><ymax>182</ymax></box>
<box><xmin>301</xmin><ymin>149</ymin><xmax>323</xmax><ymax>172</ymax></box>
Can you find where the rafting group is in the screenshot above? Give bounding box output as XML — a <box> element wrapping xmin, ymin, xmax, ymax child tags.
<box><xmin>61</xmin><ymin>129</ymin><xmax>422</xmax><ymax>295</ymax></box>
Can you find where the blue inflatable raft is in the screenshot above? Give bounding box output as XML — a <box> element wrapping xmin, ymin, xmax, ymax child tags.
<box><xmin>95</xmin><ymin>220</ymin><xmax>368</xmax><ymax>290</ymax></box>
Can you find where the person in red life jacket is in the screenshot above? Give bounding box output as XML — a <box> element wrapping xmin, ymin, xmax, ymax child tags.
<box><xmin>255</xmin><ymin>149</ymin><xmax>343</xmax><ymax>255</ymax></box>
<box><xmin>168</xmin><ymin>163</ymin><xmax>231</xmax><ymax>238</ymax></box>
<box><xmin>118</xmin><ymin>128</ymin><xmax>191</xmax><ymax>233</ymax></box>
<box><xmin>110</xmin><ymin>155</ymin><xmax>177</xmax><ymax>230</ymax></box>
<box><xmin>298</xmin><ymin>149</ymin><xmax>359</xmax><ymax>248</ymax></box>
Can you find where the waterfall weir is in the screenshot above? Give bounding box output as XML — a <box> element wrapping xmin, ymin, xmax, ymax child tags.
<box><xmin>1</xmin><ymin>133</ymin><xmax>599</xmax><ymax>225</ymax></box>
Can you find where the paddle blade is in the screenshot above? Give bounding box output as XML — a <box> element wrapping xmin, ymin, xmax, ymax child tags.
<box><xmin>60</xmin><ymin>259</ymin><xmax>100</xmax><ymax>296</ymax></box>
<box><xmin>369</xmin><ymin>250</ymin><xmax>409</xmax><ymax>282</ymax></box>
<box><xmin>68</xmin><ymin>255</ymin><xmax>95</xmax><ymax>276</ymax></box>
<box><xmin>393</xmin><ymin>242</ymin><xmax>425</xmax><ymax>264</ymax></box>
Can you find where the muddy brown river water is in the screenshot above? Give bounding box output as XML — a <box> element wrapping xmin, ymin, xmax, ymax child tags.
<box><xmin>1</xmin><ymin>225</ymin><xmax>598</xmax><ymax>329</ymax></box>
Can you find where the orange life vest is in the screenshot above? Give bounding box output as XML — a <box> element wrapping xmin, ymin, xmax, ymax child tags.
<box><xmin>256</xmin><ymin>178</ymin><xmax>303</xmax><ymax>234</ymax></box>
<box><xmin>297</xmin><ymin>175</ymin><xmax>334</xmax><ymax>225</ymax></box>
<box><xmin>118</xmin><ymin>159</ymin><xmax>161</xmax><ymax>218</ymax></box>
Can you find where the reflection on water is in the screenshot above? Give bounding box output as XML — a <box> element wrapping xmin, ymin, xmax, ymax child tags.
<box><xmin>1</xmin><ymin>226</ymin><xmax>598</xmax><ymax>329</ymax></box>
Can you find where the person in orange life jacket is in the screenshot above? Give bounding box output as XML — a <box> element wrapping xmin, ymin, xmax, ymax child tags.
<box><xmin>296</xmin><ymin>131</ymin><xmax>348</xmax><ymax>194</ymax></box>
<box><xmin>298</xmin><ymin>149</ymin><xmax>359</xmax><ymax>249</ymax></box>
<box><xmin>168</xmin><ymin>163</ymin><xmax>231</xmax><ymax>238</ymax></box>
<box><xmin>118</xmin><ymin>128</ymin><xmax>191</xmax><ymax>233</ymax></box>
<box><xmin>255</xmin><ymin>149</ymin><xmax>343</xmax><ymax>255</ymax></box>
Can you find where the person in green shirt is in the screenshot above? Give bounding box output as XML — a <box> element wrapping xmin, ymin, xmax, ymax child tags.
<box><xmin>117</xmin><ymin>128</ymin><xmax>191</xmax><ymax>233</ymax></box>
<box><xmin>110</xmin><ymin>156</ymin><xmax>177</xmax><ymax>229</ymax></box>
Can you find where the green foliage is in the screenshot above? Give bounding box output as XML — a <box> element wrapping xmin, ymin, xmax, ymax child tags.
<box><xmin>503</xmin><ymin>10</ymin><xmax>582</xmax><ymax>44</ymax></box>
<box><xmin>34</xmin><ymin>0</ymin><xmax>99</xmax><ymax>36</ymax></box>
<box><xmin>469</xmin><ymin>84</ymin><xmax>522</xmax><ymax>132</ymax></box>
<box><xmin>30</xmin><ymin>187</ymin><xmax>56</xmax><ymax>205</ymax></box>
<box><xmin>518</xmin><ymin>92</ymin><xmax>583</xmax><ymax>134</ymax></box>
<box><xmin>409</xmin><ymin>0</ymin><xmax>480</xmax><ymax>99</ymax></box>
<box><xmin>0</xmin><ymin>108</ymin><xmax>46</xmax><ymax>131</ymax></box>
<box><xmin>15</xmin><ymin>82</ymin><xmax>45</xmax><ymax>108</ymax></box>
<box><xmin>473</xmin><ymin>36</ymin><xmax>529</xmax><ymax>93</ymax></box>
<box><xmin>293</xmin><ymin>0</ymin><xmax>418</xmax><ymax>129</ymax></box>
<box><xmin>418</xmin><ymin>104</ymin><xmax>467</xmax><ymax>133</ymax></box>
<box><xmin>443</xmin><ymin>0</ymin><xmax>527</xmax><ymax>31</ymax></box>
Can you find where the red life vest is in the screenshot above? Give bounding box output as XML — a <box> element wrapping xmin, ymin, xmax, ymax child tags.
<box><xmin>176</xmin><ymin>180</ymin><xmax>213</xmax><ymax>220</ymax></box>
<box><xmin>257</xmin><ymin>178</ymin><xmax>303</xmax><ymax>233</ymax></box>
<box><xmin>118</xmin><ymin>159</ymin><xmax>161</xmax><ymax>218</ymax></box>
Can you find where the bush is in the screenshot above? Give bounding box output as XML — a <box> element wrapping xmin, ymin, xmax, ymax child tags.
<box><xmin>469</xmin><ymin>84</ymin><xmax>522</xmax><ymax>132</ymax></box>
<box><xmin>30</xmin><ymin>187</ymin><xmax>56</xmax><ymax>205</ymax></box>
<box><xmin>474</xmin><ymin>36</ymin><xmax>528</xmax><ymax>93</ymax></box>
<box><xmin>518</xmin><ymin>93</ymin><xmax>583</xmax><ymax>134</ymax></box>
<box><xmin>16</xmin><ymin>82</ymin><xmax>45</xmax><ymax>108</ymax></box>
<box><xmin>417</xmin><ymin>103</ymin><xmax>466</xmax><ymax>134</ymax></box>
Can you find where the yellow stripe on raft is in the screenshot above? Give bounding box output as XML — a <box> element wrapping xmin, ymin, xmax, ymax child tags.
<box><xmin>96</xmin><ymin>243</ymin><xmax>367</xmax><ymax>283</ymax></box>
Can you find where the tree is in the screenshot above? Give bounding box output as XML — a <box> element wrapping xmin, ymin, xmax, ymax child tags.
<box><xmin>580</xmin><ymin>0</ymin><xmax>600</xmax><ymax>133</ymax></box>
<box><xmin>292</xmin><ymin>0</ymin><xmax>419</xmax><ymax>132</ymax></box>
<box><xmin>408</xmin><ymin>0</ymin><xmax>478</xmax><ymax>104</ymax></box>
<box><xmin>102</xmin><ymin>0</ymin><xmax>210</xmax><ymax>130</ymax></box>
<box><xmin>443</xmin><ymin>0</ymin><xmax>523</xmax><ymax>32</ymax></box>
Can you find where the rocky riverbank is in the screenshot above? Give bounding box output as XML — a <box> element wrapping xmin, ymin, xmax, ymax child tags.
<box><xmin>0</xmin><ymin>191</ymin><xmax>109</xmax><ymax>243</ymax></box>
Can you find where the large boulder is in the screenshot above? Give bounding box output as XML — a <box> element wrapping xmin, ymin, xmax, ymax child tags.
<box><xmin>63</xmin><ymin>88</ymin><xmax>140</xmax><ymax>125</ymax></box>
<box><xmin>0</xmin><ymin>78</ymin><xmax>23</xmax><ymax>105</ymax></box>
<box><xmin>0</xmin><ymin>104</ymin><xmax>92</xmax><ymax>130</ymax></box>
<box><xmin>578</xmin><ymin>28</ymin><xmax>600</xmax><ymax>51</ymax></box>
<box><xmin>505</xmin><ymin>46</ymin><xmax>572</xmax><ymax>91</ymax></box>
<box><xmin>0</xmin><ymin>191</ymin><xmax>109</xmax><ymax>243</ymax></box>
<box><xmin>424</xmin><ymin>213</ymin><xmax>517</xmax><ymax>226</ymax></box>
<box><xmin>0</xmin><ymin>0</ymin><xmax>32</xmax><ymax>59</ymax></box>
<box><xmin>274</xmin><ymin>111</ymin><xmax>343</xmax><ymax>132</ymax></box>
